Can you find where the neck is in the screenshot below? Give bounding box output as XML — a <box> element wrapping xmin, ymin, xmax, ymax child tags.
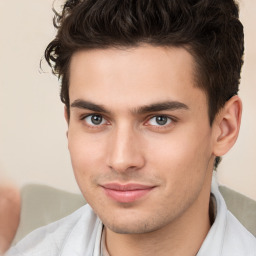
<box><xmin>105</xmin><ymin>178</ymin><xmax>212</xmax><ymax>256</ymax></box>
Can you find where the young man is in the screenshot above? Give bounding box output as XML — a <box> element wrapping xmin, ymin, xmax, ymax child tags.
<box><xmin>6</xmin><ymin>0</ymin><xmax>256</xmax><ymax>255</ymax></box>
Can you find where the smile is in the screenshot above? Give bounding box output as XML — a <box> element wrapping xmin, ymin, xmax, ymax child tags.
<box><xmin>101</xmin><ymin>183</ymin><xmax>155</xmax><ymax>203</ymax></box>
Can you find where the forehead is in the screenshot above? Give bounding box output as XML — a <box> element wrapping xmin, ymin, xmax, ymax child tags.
<box><xmin>69</xmin><ymin>45</ymin><xmax>207</xmax><ymax>112</ymax></box>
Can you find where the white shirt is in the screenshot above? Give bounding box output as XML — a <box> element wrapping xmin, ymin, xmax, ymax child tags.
<box><xmin>6</xmin><ymin>176</ymin><xmax>256</xmax><ymax>256</ymax></box>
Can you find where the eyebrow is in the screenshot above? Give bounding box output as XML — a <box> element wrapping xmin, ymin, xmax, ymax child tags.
<box><xmin>135</xmin><ymin>101</ymin><xmax>189</xmax><ymax>114</ymax></box>
<box><xmin>70</xmin><ymin>99</ymin><xmax>189</xmax><ymax>115</ymax></box>
<box><xmin>71</xmin><ymin>99</ymin><xmax>109</xmax><ymax>114</ymax></box>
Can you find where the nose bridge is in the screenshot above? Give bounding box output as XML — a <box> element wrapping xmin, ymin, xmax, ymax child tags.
<box><xmin>107</xmin><ymin>122</ymin><xmax>144</xmax><ymax>172</ymax></box>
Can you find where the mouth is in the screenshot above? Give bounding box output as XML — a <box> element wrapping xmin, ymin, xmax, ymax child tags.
<box><xmin>101</xmin><ymin>183</ymin><xmax>156</xmax><ymax>203</ymax></box>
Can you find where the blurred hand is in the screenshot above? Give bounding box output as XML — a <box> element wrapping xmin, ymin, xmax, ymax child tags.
<box><xmin>0</xmin><ymin>183</ymin><xmax>21</xmax><ymax>254</ymax></box>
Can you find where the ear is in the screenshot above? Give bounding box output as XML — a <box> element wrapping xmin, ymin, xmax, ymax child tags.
<box><xmin>64</xmin><ymin>106</ymin><xmax>69</xmax><ymax>138</ymax></box>
<box><xmin>212</xmin><ymin>95</ymin><xmax>242</xmax><ymax>157</ymax></box>
<box><xmin>64</xmin><ymin>106</ymin><xmax>69</xmax><ymax>124</ymax></box>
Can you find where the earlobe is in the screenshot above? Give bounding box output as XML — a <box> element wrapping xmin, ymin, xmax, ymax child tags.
<box><xmin>213</xmin><ymin>95</ymin><xmax>242</xmax><ymax>157</ymax></box>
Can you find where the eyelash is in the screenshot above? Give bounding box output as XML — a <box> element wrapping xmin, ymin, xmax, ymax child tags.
<box><xmin>80</xmin><ymin>113</ymin><xmax>177</xmax><ymax>129</ymax></box>
<box><xmin>145</xmin><ymin>115</ymin><xmax>175</xmax><ymax>125</ymax></box>
<box><xmin>143</xmin><ymin>115</ymin><xmax>177</xmax><ymax>132</ymax></box>
<box><xmin>80</xmin><ymin>114</ymin><xmax>109</xmax><ymax>128</ymax></box>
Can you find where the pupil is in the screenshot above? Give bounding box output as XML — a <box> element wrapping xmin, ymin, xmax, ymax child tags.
<box><xmin>91</xmin><ymin>115</ymin><xmax>102</xmax><ymax>125</ymax></box>
<box><xmin>156</xmin><ymin>116</ymin><xmax>167</xmax><ymax>125</ymax></box>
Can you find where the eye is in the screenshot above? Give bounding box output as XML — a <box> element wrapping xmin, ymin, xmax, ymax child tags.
<box><xmin>147</xmin><ymin>115</ymin><xmax>172</xmax><ymax>126</ymax></box>
<box><xmin>84</xmin><ymin>114</ymin><xmax>108</xmax><ymax>126</ymax></box>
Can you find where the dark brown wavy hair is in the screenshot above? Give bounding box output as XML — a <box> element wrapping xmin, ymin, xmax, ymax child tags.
<box><xmin>45</xmin><ymin>0</ymin><xmax>244</xmax><ymax>168</ymax></box>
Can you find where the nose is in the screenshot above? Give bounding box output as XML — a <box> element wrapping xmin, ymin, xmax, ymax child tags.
<box><xmin>106</xmin><ymin>124</ymin><xmax>145</xmax><ymax>173</ymax></box>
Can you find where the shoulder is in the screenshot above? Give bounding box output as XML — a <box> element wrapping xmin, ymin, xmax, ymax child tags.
<box><xmin>6</xmin><ymin>204</ymin><xmax>99</xmax><ymax>256</ymax></box>
<box><xmin>222</xmin><ymin>211</ymin><xmax>256</xmax><ymax>256</ymax></box>
<box><xmin>199</xmin><ymin>176</ymin><xmax>256</xmax><ymax>256</ymax></box>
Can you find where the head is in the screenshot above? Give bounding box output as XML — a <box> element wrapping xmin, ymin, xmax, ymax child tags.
<box><xmin>45</xmin><ymin>0</ymin><xmax>244</xmax><ymax>235</ymax></box>
<box><xmin>45</xmin><ymin>0</ymin><xmax>244</xmax><ymax>169</ymax></box>
<box><xmin>46</xmin><ymin>0</ymin><xmax>244</xmax><ymax>122</ymax></box>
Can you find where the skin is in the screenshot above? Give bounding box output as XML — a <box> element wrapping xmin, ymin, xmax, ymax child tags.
<box><xmin>0</xmin><ymin>182</ymin><xmax>20</xmax><ymax>254</ymax></box>
<box><xmin>66</xmin><ymin>45</ymin><xmax>242</xmax><ymax>256</ymax></box>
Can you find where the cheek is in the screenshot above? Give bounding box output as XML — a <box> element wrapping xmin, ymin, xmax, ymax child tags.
<box><xmin>67</xmin><ymin>131</ymin><xmax>106</xmax><ymax>187</ymax></box>
<box><xmin>146</xmin><ymin>135</ymin><xmax>213</xmax><ymax>218</ymax></box>
<box><xmin>145</xmin><ymin>127</ymin><xmax>213</xmax><ymax>186</ymax></box>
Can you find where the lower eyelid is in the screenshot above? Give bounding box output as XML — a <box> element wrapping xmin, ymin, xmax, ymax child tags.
<box><xmin>82</xmin><ymin>114</ymin><xmax>111</xmax><ymax>128</ymax></box>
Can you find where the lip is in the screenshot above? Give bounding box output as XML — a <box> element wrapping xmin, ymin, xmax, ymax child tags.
<box><xmin>101</xmin><ymin>183</ymin><xmax>155</xmax><ymax>203</ymax></box>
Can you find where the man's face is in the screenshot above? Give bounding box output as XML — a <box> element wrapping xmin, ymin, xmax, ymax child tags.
<box><xmin>67</xmin><ymin>46</ymin><xmax>216</xmax><ymax>234</ymax></box>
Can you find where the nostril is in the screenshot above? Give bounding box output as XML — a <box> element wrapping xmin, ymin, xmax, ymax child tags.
<box><xmin>108</xmin><ymin>165</ymin><xmax>139</xmax><ymax>174</ymax></box>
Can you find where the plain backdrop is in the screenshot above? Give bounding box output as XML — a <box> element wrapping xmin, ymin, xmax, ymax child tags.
<box><xmin>0</xmin><ymin>0</ymin><xmax>255</xmax><ymax>199</ymax></box>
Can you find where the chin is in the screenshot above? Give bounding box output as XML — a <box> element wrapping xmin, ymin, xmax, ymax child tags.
<box><xmin>101</xmin><ymin>211</ymin><xmax>170</xmax><ymax>235</ymax></box>
<box><xmin>106</xmin><ymin>222</ymin><xmax>158</xmax><ymax>234</ymax></box>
